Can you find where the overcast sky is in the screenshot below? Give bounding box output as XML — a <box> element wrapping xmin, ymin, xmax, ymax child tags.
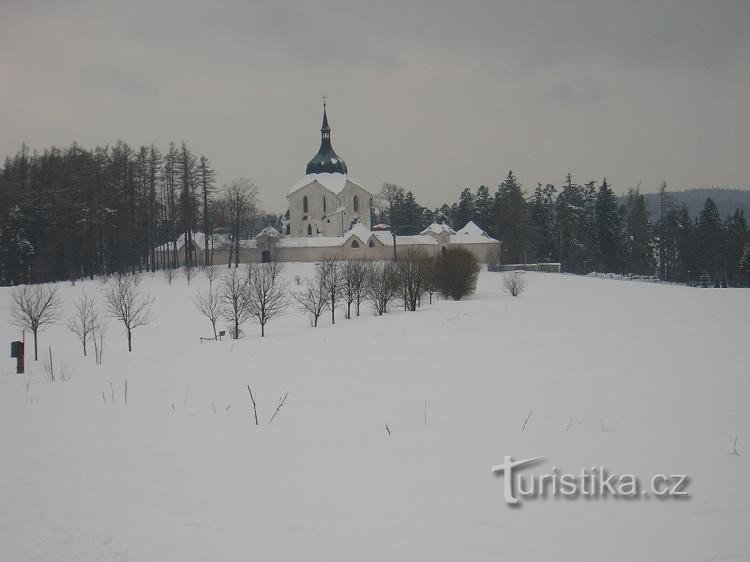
<box><xmin>1</xmin><ymin>0</ymin><xmax>749</xmax><ymax>211</ymax></box>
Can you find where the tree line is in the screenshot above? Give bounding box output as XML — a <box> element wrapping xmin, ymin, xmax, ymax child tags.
<box><xmin>381</xmin><ymin>173</ymin><xmax>750</xmax><ymax>286</ymax></box>
<box><xmin>0</xmin><ymin>142</ymin><xmax>278</xmax><ymax>285</ymax></box>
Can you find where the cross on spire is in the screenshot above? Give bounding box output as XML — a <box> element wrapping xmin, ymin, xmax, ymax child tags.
<box><xmin>322</xmin><ymin>95</ymin><xmax>327</xmax><ymax>109</ymax></box>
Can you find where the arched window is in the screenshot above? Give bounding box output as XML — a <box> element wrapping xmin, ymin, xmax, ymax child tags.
<box><xmin>351</xmin><ymin>240</ymin><xmax>360</xmax><ymax>248</ymax></box>
<box><xmin>353</xmin><ymin>195</ymin><xmax>359</xmax><ymax>213</ymax></box>
<box><xmin>368</xmin><ymin>238</ymin><xmax>375</xmax><ymax>247</ymax></box>
<box><xmin>285</xmin><ymin>224</ymin><xmax>290</xmax><ymax>235</ymax></box>
<box><xmin>303</xmin><ymin>196</ymin><xmax>309</xmax><ymax>214</ymax></box>
<box><xmin>307</xmin><ymin>224</ymin><xmax>313</xmax><ymax>236</ymax></box>
<box><xmin>323</xmin><ymin>197</ymin><xmax>327</xmax><ymax>213</ymax></box>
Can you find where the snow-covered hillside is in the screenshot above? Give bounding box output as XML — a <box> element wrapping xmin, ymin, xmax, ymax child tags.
<box><xmin>0</xmin><ymin>267</ymin><xmax>748</xmax><ymax>561</ymax></box>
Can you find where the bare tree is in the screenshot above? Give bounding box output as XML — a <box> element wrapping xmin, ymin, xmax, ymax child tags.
<box><xmin>341</xmin><ymin>259</ymin><xmax>369</xmax><ymax>319</ymax></box>
<box><xmin>204</xmin><ymin>264</ymin><xmax>218</xmax><ymax>287</ymax></box>
<box><xmin>92</xmin><ymin>316</ymin><xmax>108</xmax><ymax>365</ymax></box>
<box><xmin>104</xmin><ymin>273</ymin><xmax>155</xmax><ymax>351</ymax></box>
<box><xmin>163</xmin><ymin>267</ymin><xmax>178</xmax><ymax>285</ymax></box>
<box><xmin>396</xmin><ymin>248</ymin><xmax>431</xmax><ymax>311</ymax></box>
<box><xmin>184</xmin><ymin>265</ymin><xmax>195</xmax><ymax>285</ymax></box>
<box><xmin>503</xmin><ymin>271</ymin><xmax>527</xmax><ymax>297</ymax></box>
<box><xmin>219</xmin><ymin>178</ymin><xmax>258</xmax><ymax>268</ymax></box>
<box><xmin>366</xmin><ymin>261</ymin><xmax>398</xmax><ymax>315</ymax></box>
<box><xmin>219</xmin><ymin>268</ymin><xmax>252</xmax><ymax>338</ymax></box>
<box><xmin>66</xmin><ymin>291</ymin><xmax>98</xmax><ymax>357</ymax></box>
<box><xmin>10</xmin><ymin>284</ymin><xmax>62</xmax><ymax>361</ymax></box>
<box><xmin>353</xmin><ymin>260</ymin><xmax>372</xmax><ymax>316</ymax></box>
<box><xmin>246</xmin><ymin>261</ymin><xmax>289</xmax><ymax>337</ymax></box>
<box><xmin>318</xmin><ymin>256</ymin><xmax>343</xmax><ymax>324</ymax></box>
<box><xmin>194</xmin><ymin>287</ymin><xmax>221</xmax><ymax>339</ymax></box>
<box><xmin>293</xmin><ymin>276</ymin><xmax>329</xmax><ymax>327</ymax></box>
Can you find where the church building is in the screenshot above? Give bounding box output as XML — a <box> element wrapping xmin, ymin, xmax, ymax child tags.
<box><xmin>156</xmin><ymin>104</ymin><xmax>501</xmax><ymax>265</ymax></box>
<box><xmin>284</xmin><ymin>104</ymin><xmax>373</xmax><ymax>238</ymax></box>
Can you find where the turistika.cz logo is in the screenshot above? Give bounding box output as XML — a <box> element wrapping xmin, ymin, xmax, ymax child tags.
<box><xmin>491</xmin><ymin>456</ymin><xmax>689</xmax><ymax>505</ymax></box>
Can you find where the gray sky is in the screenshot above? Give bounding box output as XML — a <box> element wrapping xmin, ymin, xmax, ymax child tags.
<box><xmin>2</xmin><ymin>0</ymin><xmax>749</xmax><ymax>211</ymax></box>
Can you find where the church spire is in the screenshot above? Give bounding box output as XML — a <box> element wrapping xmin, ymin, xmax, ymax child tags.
<box><xmin>321</xmin><ymin>96</ymin><xmax>330</xmax><ymax>140</ymax></box>
<box><xmin>306</xmin><ymin>98</ymin><xmax>348</xmax><ymax>175</ymax></box>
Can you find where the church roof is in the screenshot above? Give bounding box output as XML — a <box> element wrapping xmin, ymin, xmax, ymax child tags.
<box><xmin>450</xmin><ymin>221</ymin><xmax>498</xmax><ymax>244</ymax></box>
<box><xmin>287</xmin><ymin>172</ymin><xmax>369</xmax><ymax>197</ymax></box>
<box><xmin>306</xmin><ymin>106</ymin><xmax>348</xmax><ymax>175</ymax></box>
<box><xmin>343</xmin><ymin>223</ymin><xmax>373</xmax><ymax>244</ymax></box>
<box><xmin>420</xmin><ymin>222</ymin><xmax>457</xmax><ymax>236</ymax></box>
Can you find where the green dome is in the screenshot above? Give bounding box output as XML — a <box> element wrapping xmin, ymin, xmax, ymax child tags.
<box><xmin>306</xmin><ymin>107</ymin><xmax>348</xmax><ymax>175</ymax></box>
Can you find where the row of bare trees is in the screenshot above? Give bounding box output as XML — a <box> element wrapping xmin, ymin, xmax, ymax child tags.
<box><xmin>195</xmin><ymin>261</ymin><xmax>288</xmax><ymax>339</ymax></box>
<box><xmin>291</xmin><ymin>247</ymin><xmax>479</xmax><ymax>327</ymax></box>
<box><xmin>10</xmin><ymin>273</ymin><xmax>155</xmax><ymax>363</ymax></box>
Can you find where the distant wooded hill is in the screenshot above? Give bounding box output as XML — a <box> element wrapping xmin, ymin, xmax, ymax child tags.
<box><xmin>626</xmin><ymin>189</ymin><xmax>750</xmax><ymax>219</ymax></box>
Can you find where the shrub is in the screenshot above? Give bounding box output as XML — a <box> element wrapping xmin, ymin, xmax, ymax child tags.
<box><xmin>435</xmin><ymin>247</ymin><xmax>480</xmax><ymax>300</ymax></box>
<box><xmin>503</xmin><ymin>271</ymin><xmax>526</xmax><ymax>296</ymax></box>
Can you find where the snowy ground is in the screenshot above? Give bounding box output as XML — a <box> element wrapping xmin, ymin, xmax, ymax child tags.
<box><xmin>0</xmin><ymin>266</ymin><xmax>748</xmax><ymax>561</ymax></box>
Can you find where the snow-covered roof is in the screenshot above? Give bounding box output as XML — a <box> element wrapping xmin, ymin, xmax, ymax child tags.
<box><xmin>372</xmin><ymin>232</ymin><xmax>439</xmax><ymax>246</ymax></box>
<box><xmin>420</xmin><ymin>222</ymin><xmax>456</xmax><ymax>236</ymax></box>
<box><xmin>371</xmin><ymin>223</ymin><xmax>390</xmax><ymax>231</ymax></box>
<box><xmin>450</xmin><ymin>221</ymin><xmax>498</xmax><ymax>244</ymax></box>
<box><xmin>287</xmin><ymin>173</ymin><xmax>368</xmax><ymax>197</ymax></box>
<box><xmin>256</xmin><ymin>226</ymin><xmax>280</xmax><ymax>238</ymax></box>
<box><xmin>342</xmin><ymin>223</ymin><xmax>373</xmax><ymax>244</ymax></box>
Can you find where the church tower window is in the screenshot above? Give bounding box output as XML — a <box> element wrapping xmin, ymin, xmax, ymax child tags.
<box><xmin>351</xmin><ymin>240</ymin><xmax>360</xmax><ymax>248</ymax></box>
<box><xmin>353</xmin><ymin>195</ymin><xmax>359</xmax><ymax>213</ymax></box>
<box><xmin>323</xmin><ymin>197</ymin><xmax>327</xmax><ymax>213</ymax></box>
<box><xmin>307</xmin><ymin>224</ymin><xmax>313</xmax><ymax>236</ymax></box>
<box><xmin>303</xmin><ymin>196</ymin><xmax>309</xmax><ymax>214</ymax></box>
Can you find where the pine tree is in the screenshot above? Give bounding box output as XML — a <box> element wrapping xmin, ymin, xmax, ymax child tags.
<box><xmin>555</xmin><ymin>173</ymin><xmax>585</xmax><ymax>273</ymax></box>
<box><xmin>494</xmin><ymin>171</ymin><xmax>530</xmax><ymax>264</ymax></box>
<box><xmin>474</xmin><ymin>185</ymin><xmax>494</xmax><ymax>234</ymax></box>
<box><xmin>695</xmin><ymin>198</ymin><xmax>723</xmax><ymax>280</ymax></box>
<box><xmin>453</xmin><ymin>188</ymin><xmax>475</xmax><ymax>229</ymax></box>
<box><xmin>625</xmin><ymin>188</ymin><xmax>654</xmax><ymax>275</ymax></box>
<box><xmin>593</xmin><ymin>178</ymin><xmax>623</xmax><ymax>273</ymax></box>
<box><xmin>528</xmin><ymin>183</ymin><xmax>557</xmax><ymax>262</ymax></box>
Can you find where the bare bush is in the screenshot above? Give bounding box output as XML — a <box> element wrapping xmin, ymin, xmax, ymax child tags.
<box><xmin>204</xmin><ymin>265</ymin><xmax>218</xmax><ymax>287</ymax></box>
<box><xmin>184</xmin><ymin>265</ymin><xmax>195</xmax><ymax>285</ymax></box>
<box><xmin>435</xmin><ymin>247</ymin><xmax>480</xmax><ymax>300</ymax></box>
<box><xmin>293</xmin><ymin>276</ymin><xmax>329</xmax><ymax>327</ymax></box>
<box><xmin>219</xmin><ymin>268</ymin><xmax>252</xmax><ymax>339</ymax></box>
<box><xmin>194</xmin><ymin>287</ymin><xmax>221</xmax><ymax>339</ymax></box>
<box><xmin>104</xmin><ymin>273</ymin><xmax>155</xmax><ymax>351</ymax></box>
<box><xmin>10</xmin><ymin>284</ymin><xmax>62</xmax><ymax>361</ymax></box>
<box><xmin>163</xmin><ymin>267</ymin><xmax>178</xmax><ymax>285</ymax></box>
<box><xmin>503</xmin><ymin>271</ymin><xmax>527</xmax><ymax>297</ymax></box>
<box><xmin>366</xmin><ymin>261</ymin><xmax>399</xmax><ymax>315</ymax></box>
<box><xmin>246</xmin><ymin>261</ymin><xmax>289</xmax><ymax>337</ymax></box>
<box><xmin>66</xmin><ymin>291</ymin><xmax>99</xmax><ymax>357</ymax></box>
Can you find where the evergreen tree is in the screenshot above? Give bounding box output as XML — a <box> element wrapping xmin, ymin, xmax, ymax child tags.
<box><xmin>494</xmin><ymin>171</ymin><xmax>530</xmax><ymax>264</ymax></box>
<box><xmin>528</xmin><ymin>183</ymin><xmax>557</xmax><ymax>262</ymax></box>
<box><xmin>555</xmin><ymin>173</ymin><xmax>585</xmax><ymax>273</ymax></box>
<box><xmin>473</xmin><ymin>185</ymin><xmax>494</xmax><ymax>234</ymax></box>
<box><xmin>593</xmin><ymin>178</ymin><xmax>623</xmax><ymax>272</ymax></box>
<box><xmin>694</xmin><ymin>198</ymin><xmax>723</xmax><ymax>279</ymax></box>
<box><xmin>453</xmin><ymin>188</ymin><xmax>475</xmax><ymax>229</ymax></box>
<box><xmin>625</xmin><ymin>188</ymin><xmax>654</xmax><ymax>275</ymax></box>
<box><xmin>722</xmin><ymin>209</ymin><xmax>748</xmax><ymax>285</ymax></box>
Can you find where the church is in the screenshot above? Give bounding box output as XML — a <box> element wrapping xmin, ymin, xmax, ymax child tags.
<box><xmin>158</xmin><ymin>104</ymin><xmax>501</xmax><ymax>265</ymax></box>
